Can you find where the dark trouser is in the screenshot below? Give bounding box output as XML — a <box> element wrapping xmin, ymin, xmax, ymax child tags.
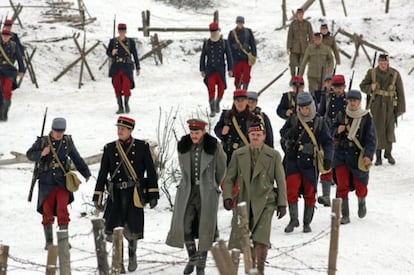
<box><xmin>184</xmin><ymin>185</ymin><xmax>201</xmax><ymax>241</ymax></box>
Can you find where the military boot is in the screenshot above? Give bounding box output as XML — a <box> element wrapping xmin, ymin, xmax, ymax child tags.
<box><xmin>124</xmin><ymin>96</ymin><xmax>130</xmax><ymax>113</ymax></box>
<box><xmin>215</xmin><ymin>97</ymin><xmax>222</xmax><ymax>113</ymax></box>
<box><xmin>128</xmin><ymin>239</ymin><xmax>137</xmax><ymax>271</ymax></box>
<box><xmin>317</xmin><ymin>180</ymin><xmax>332</xmax><ymax>207</ymax></box>
<box><xmin>116</xmin><ymin>97</ymin><xmax>124</xmax><ymax>114</ymax></box>
<box><xmin>255</xmin><ymin>243</ymin><xmax>268</xmax><ymax>275</ymax></box>
<box><xmin>358</xmin><ymin>197</ymin><xmax>367</xmax><ymax>218</ymax></box>
<box><xmin>303</xmin><ymin>206</ymin><xmax>314</xmax><ymax>233</ymax></box>
<box><xmin>384</xmin><ymin>150</ymin><xmax>396</xmax><ymax>165</ymax></box>
<box><xmin>209</xmin><ymin>99</ymin><xmax>215</xmax><ymax>117</ymax></box>
<box><xmin>1</xmin><ymin>100</ymin><xmax>11</xmax><ymax>121</ymax></box>
<box><xmin>375</xmin><ymin>150</ymin><xmax>382</xmax><ymax>166</ymax></box>
<box><xmin>340</xmin><ymin>198</ymin><xmax>350</xmax><ymax>224</ymax></box>
<box><xmin>43</xmin><ymin>226</ymin><xmax>53</xmax><ymax>250</ymax></box>
<box><xmin>284</xmin><ymin>203</ymin><xmax>299</xmax><ymax>233</ymax></box>
<box><xmin>196</xmin><ymin>251</ymin><xmax>207</xmax><ymax>275</ymax></box>
<box><xmin>0</xmin><ymin>104</ymin><xmax>4</xmax><ymax>121</ymax></box>
<box><xmin>183</xmin><ymin>240</ymin><xmax>197</xmax><ymax>274</ymax></box>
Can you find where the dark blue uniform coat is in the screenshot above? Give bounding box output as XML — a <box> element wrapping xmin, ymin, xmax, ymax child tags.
<box><xmin>318</xmin><ymin>91</ymin><xmax>347</xmax><ymax>128</ymax></box>
<box><xmin>0</xmin><ymin>39</ymin><xmax>25</xmax><ymax>90</ymax></box>
<box><xmin>227</xmin><ymin>27</ymin><xmax>256</xmax><ymax>63</ymax></box>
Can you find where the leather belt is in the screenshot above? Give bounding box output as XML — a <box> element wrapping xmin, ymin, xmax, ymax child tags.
<box><xmin>374</xmin><ymin>90</ymin><xmax>394</xmax><ymax>97</ymax></box>
<box><xmin>115</xmin><ymin>181</ymin><xmax>135</xmax><ymax>189</ymax></box>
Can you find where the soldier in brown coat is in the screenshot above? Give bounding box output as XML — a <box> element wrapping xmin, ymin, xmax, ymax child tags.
<box><xmin>359</xmin><ymin>53</ymin><xmax>406</xmax><ymax>165</ymax></box>
<box><xmin>320</xmin><ymin>23</ymin><xmax>340</xmax><ymax>66</ymax></box>
<box><xmin>286</xmin><ymin>8</ymin><xmax>313</xmax><ymax>83</ymax></box>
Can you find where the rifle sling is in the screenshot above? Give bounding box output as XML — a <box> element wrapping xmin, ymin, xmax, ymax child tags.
<box><xmin>117</xmin><ymin>37</ymin><xmax>131</xmax><ymax>56</ymax></box>
<box><xmin>231</xmin><ymin>116</ymin><xmax>250</xmax><ymax>146</ymax></box>
<box><xmin>232</xmin><ymin>30</ymin><xmax>251</xmax><ymax>56</ymax></box>
<box><xmin>0</xmin><ymin>43</ymin><xmax>17</xmax><ymax>70</ymax></box>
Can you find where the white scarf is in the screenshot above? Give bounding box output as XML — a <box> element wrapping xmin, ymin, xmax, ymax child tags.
<box><xmin>345</xmin><ymin>105</ymin><xmax>368</xmax><ymax>140</ymax></box>
<box><xmin>297</xmin><ymin>102</ymin><xmax>316</xmax><ymax>122</ymax></box>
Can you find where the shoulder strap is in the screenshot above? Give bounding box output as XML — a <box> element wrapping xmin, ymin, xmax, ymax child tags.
<box><xmin>117</xmin><ymin>37</ymin><xmax>131</xmax><ymax>55</ymax></box>
<box><xmin>0</xmin><ymin>43</ymin><xmax>17</xmax><ymax>69</ymax></box>
<box><xmin>231</xmin><ymin>116</ymin><xmax>250</xmax><ymax>145</ymax></box>
<box><xmin>64</xmin><ymin>135</ymin><xmax>74</xmax><ymax>154</ymax></box>
<box><xmin>116</xmin><ymin>140</ymin><xmax>137</xmax><ymax>181</ymax></box>
<box><xmin>344</xmin><ymin>116</ymin><xmax>366</xmax><ymax>151</ymax></box>
<box><xmin>299</xmin><ymin>117</ymin><xmax>319</xmax><ymax>149</ymax></box>
<box><xmin>47</xmin><ymin>136</ymin><xmax>68</xmax><ymax>175</ymax></box>
<box><xmin>232</xmin><ymin>29</ymin><xmax>251</xmax><ymax>56</ymax></box>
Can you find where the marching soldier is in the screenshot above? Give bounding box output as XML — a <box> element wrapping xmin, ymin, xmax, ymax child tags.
<box><xmin>359</xmin><ymin>53</ymin><xmax>405</xmax><ymax>165</ymax></box>
<box><xmin>247</xmin><ymin>91</ymin><xmax>274</xmax><ymax>147</ymax></box>
<box><xmin>286</xmin><ymin>8</ymin><xmax>313</xmax><ymax>83</ymax></box>
<box><xmin>200</xmin><ymin>22</ymin><xmax>233</xmax><ymax>117</ymax></box>
<box><xmin>2</xmin><ymin>19</ymin><xmax>25</xmax><ymax>58</ymax></box>
<box><xmin>93</xmin><ymin>116</ymin><xmax>159</xmax><ymax>272</ymax></box>
<box><xmin>320</xmin><ymin>23</ymin><xmax>340</xmax><ymax>66</ymax></box>
<box><xmin>26</xmin><ymin>118</ymin><xmax>91</xmax><ymax>250</ymax></box>
<box><xmin>0</xmin><ymin>28</ymin><xmax>25</xmax><ymax>121</ymax></box>
<box><xmin>280</xmin><ymin>92</ymin><xmax>333</xmax><ymax>233</ymax></box>
<box><xmin>166</xmin><ymin>119</ymin><xmax>226</xmax><ymax>275</ymax></box>
<box><xmin>276</xmin><ymin>75</ymin><xmax>306</xmax><ymax>120</ymax></box>
<box><xmin>107</xmin><ymin>23</ymin><xmax>140</xmax><ymax>114</ymax></box>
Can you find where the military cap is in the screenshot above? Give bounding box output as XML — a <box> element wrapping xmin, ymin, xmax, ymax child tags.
<box><xmin>292</xmin><ymin>75</ymin><xmax>305</xmax><ymax>85</ymax></box>
<box><xmin>378</xmin><ymin>53</ymin><xmax>389</xmax><ymax>61</ymax></box>
<box><xmin>347</xmin><ymin>90</ymin><xmax>362</xmax><ymax>100</ymax></box>
<box><xmin>248</xmin><ymin>121</ymin><xmax>265</xmax><ymax>133</ymax></box>
<box><xmin>332</xmin><ymin>74</ymin><xmax>346</xmax><ymax>86</ymax></box>
<box><xmin>247</xmin><ymin>91</ymin><xmax>259</xmax><ymax>101</ymax></box>
<box><xmin>313</xmin><ymin>32</ymin><xmax>322</xmax><ymax>37</ymax></box>
<box><xmin>296</xmin><ymin>8</ymin><xmax>304</xmax><ymax>13</ymax></box>
<box><xmin>320</xmin><ymin>23</ymin><xmax>328</xmax><ymax>29</ymax></box>
<box><xmin>324</xmin><ymin>74</ymin><xmax>333</xmax><ymax>81</ymax></box>
<box><xmin>297</xmin><ymin>92</ymin><xmax>313</xmax><ymax>107</ymax></box>
<box><xmin>1</xmin><ymin>29</ymin><xmax>11</xmax><ymax>36</ymax></box>
<box><xmin>187</xmin><ymin>119</ymin><xmax>207</xmax><ymax>131</ymax></box>
<box><xmin>233</xmin><ymin>89</ymin><xmax>248</xmax><ymax>99</ymax></box>
<box><xmin>118</xmin><ymin>23</ymin><xmax>127</xmax><ymax>30</ymax></box>
<box><xmin>209</xmin><ymin>22</ymin><xmax>219</xmax><ymax>31</ymax></box>
<box><xmin>116</xmin><ymin>116</ymin><xmax>135</xmax><ymax>129</ymax></box>
<box><xmin>52</xmin><ymin>117</ymin><xmax>66</xmax><ymax>132</ymax></box>
<box><xmin>4</xmin><ymin>19</ymin><xmax>13</xmax><ymax>26</ymax></box>
<box><xmin>236</xmin><ymin>16</ymin><xmax>245</xmax><ymax>23</ymax></box>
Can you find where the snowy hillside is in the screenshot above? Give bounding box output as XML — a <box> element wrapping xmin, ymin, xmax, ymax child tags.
<box><xmin>0</xmin><ymin>0</ymin><xmax>413</xmax><ymax>274</ymax></box>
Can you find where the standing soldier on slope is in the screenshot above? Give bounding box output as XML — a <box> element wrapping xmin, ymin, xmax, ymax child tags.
<box><xmin>200</xmin><ymin>22</ymin><xmax>233</xmax><ymax>117</ymax></box>
<box><xmin>359</xmin><ymin>53</ymin><xmax>405</xmax><ymax>165</ymax></box>
<box><xmin>227</xmin><ymin>16</ymin><xmax>257</xmax><ymax>90</ymax></box>
<box><xmin>166</xmin><ymin>119</ymin><xmax>226</xmax><ymax>275</ymax></box>
<box><xmin>107</xmin><ymin>23</ymin><xmax>140</xmax><ymax>114</ymax></box>
<box><xmin>320</xmin><ymin>22</ymin><xmax>340</xmax><ymax>67</ymax></box>
<box><xmin>286</xmin><ymin>8</ymin><xmax>313</xmax><ymax>84</ymax></box>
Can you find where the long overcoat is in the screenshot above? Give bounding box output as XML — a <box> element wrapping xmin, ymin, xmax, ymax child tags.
<box><xmin>222</xmin><ymin>144</ymin><xmax>287</xmax><ymax>249</ymax></box>
<box><xmin>166</xmin><ymin>134</ymin><xmax>226</xmax><ymax>251</ymax></box>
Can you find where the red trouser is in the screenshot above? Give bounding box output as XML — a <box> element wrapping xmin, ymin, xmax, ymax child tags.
<box><xmin>207</xmin><ymin>72</ymin><xmax>225</xmax><ymax>100</ymax></box>
<box><xmin>286</xmin><ymin>173</ymin><xmax>316</xmax><ymax>206</ymax></box>
<box><xmin>112</xmin><ymin>70</ymin><xmax>131</xmax><ymax>97</ymax></box>
<box><xmin>320</xmin><ymin>171</ymin><xmax>333</xmax><ymax>182</ymax></box>
<box><xmin>42</xmin><ymin>186</ymin><xmax>70</xmax><ymax>226</ymax></box>
<box><xmin>0</xmin><ymin>77</ymin><xmax>13</xmax><ymax>100</ymax></box>
<box><xmin>233</xmin><ymin>60</ymin><xmax>251</xmax><ymax>88</ymax></box>
<box><xmin>335</xmin><ymin>165</ymin><xmax>368</xmax><ymax>199</ymax></box>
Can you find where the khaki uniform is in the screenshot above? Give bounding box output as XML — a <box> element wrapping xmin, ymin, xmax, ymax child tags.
<box><xmin>359</xmin><ymin>66</ymin><xmax>406</xmax><ymax>150</ymax></box>
<box><xmin>322</xmin><ymin>34</ymin><xmax>340</xmax><ymax>65</ymax></box>
<box><xmin>299</xmin><ymin>43</ymin><xmax>333</xmax><ymax>93</ymax></box>
<box><xmin>287</xmin><ymin>20</ymin><xmax>313</xmax><ymax>79</ymax></box>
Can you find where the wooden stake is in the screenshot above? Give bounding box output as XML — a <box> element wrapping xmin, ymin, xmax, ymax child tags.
<box><xmin>0</xmin><ymin>245</ymin><xmax>9</xmax><ymax>275</ymax></box>
<box><xmin>282</xmin><ymin>0</ymin><xmax>287</xmax><ymax>27</ymax></box>
<box><xmin>46</xmin><ymin>245</ymin><xmax>58</xmax><ymax>275</ymax></box>
<box><xmin>328</xmin><ymin>198</ymin><xmax>342</xmax><ymax>275</ymax></box>
<box><xmin>92</xmin><ymin>219</ymin><xmax>109</xmax><ymax>275</ymax></box>
<box><xmin>237</xmin><ymin>202</ymin><xmax>252</xmax><ymax>274</ymax></box>
<box><xmin>211</xmin><ymin>243</ymin><xmax>231</xmax><ymax>275</ymax></box>
<box><xmin>57</xmin><ymin>229</ymin><xmax>71</xmax><ymax>275</ymax></box>
<box><xmin>217</xmin><ymin>240</ymin><xmax>237</xmax><ymax>274</ymax></box>
<box><xmin>319</xmin><ymin>0</ymin><xmax>326</xmax><ymax>16</ymax></box>
<box><xmin>341</xmin><ymin>0</ymin><xmax>348</xmax><ymax>16</ymax></box>
<box><xmin>213</xmin><ymin>10</ymin><xmax>219</xmax><ymax>23</ymax></box>
<box><xmin>231</xmin><ymin>249</ymin><xmax>240</xmax><ymax>273</ymax></box>
<box><xmin>385</xmin><ymin>0</ymin><xmax>390</xmax><ymax>13</ymax></box>
<box><xmin>112</xmin><ymin>227</ymin><xmax>124</xmax><ymax>275</ymax></box>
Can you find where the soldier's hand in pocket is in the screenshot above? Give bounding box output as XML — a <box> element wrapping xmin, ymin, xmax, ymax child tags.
<box><xmin>277</xmin><ymin>206</ymin><xmax>286</xmax><ymax>219</ymax></box>
<box><xmin>223</xmin><ymin>199</ymin><xmax>233</xmax><ymax>211</ymax></box>
<box><xmin>149</xmin><ymin>199</ymin><xmax>158</xmax><ymax>209</ymax></box>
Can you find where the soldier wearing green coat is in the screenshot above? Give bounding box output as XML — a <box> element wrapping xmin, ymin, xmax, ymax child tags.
<box><xmin>166</xmin><ymin>119</ymin><xmax>226</xmax><ymax>275</ymax></box>
<box><xmin>223</xmin><ymin>121</ymin><xmax>287</xmax><ymax>275</ymax></box>
<box><xmin>359</xmin><ymin>53</ymin><xmax>406</xmax><ymax>165</ymax></box>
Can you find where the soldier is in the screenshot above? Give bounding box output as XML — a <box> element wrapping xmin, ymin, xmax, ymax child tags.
<box><xmin>320</xmin><ymin>23</ymin><xmax>340</xmax><ymax>66</ymax></box>
<box><xmin>166</xmin><ymin>119</ymin><xmax>226</xmax><ymax>275</ymax></box>
<box><xmin>317</xmin><ymin>74</ymin><xmax>348</xmax><ymax>206</ymax></box>
<box><xmin>227</xmin><ymin>16</ymin><xmax>257</xmax><ymax>90</ymax></box>
<box><xmin>315</xmin><ymin>73</ymin><xmax>333</xmax><ymax>107</ymax></box>
<box><xmin>2</xmin><ymin>19</ymin><xmax>25</xmax><ymax>58</ymax></box>
<box><xmin>299</xmin><ymin>32</ymin><xmax>334</xmax><ymax>96</ymax></box>
<box><xmin>359</xmin><ymin>53</ymin><xmax>406</xmax><ymax>165</ymax></box>
<box><xmin>222</xmin><ymin>121</ymin><xmax>287</xmax><ymax>275</ymax></box>
<box><xmin>331</xmin><ymin>90</ymin><xmax>377</xmax><ymax>224</ymax></box>
<box><xmin>107</xmin><ymin>23</ymin><xmax>140</xmax><ymax>114</ymax></box>
<box><xmin>0</xmin><ymin>28</ymin><xmax>25</xmax><ymax>121</ymax></box>
<box><xmin>286</xmin><ymin>8</ymin><xmax>313</xmax><ymax>83</ymax></box>
<box><xmin>247</xmin><ymin>91</ymin><xmax>274</xmax><ymax>147</ymax></box>
<box><xmin>93</xmin><ymin>116</ymin><xmax>159</xmax><ymax>272</ymax></box>
<box><xmin>200</xmin><ymin>22</ymin><xmax>233</xmax><ymax>117</ymax></box>
<box><xmin>280</xmin><ymin>92</ymin><xmax>333</xmax><ymax>233</ymax></box>
<box><xmin>26</xmin><ymin>118</ymin><xmax>91</xmax><ymax>250</ymax></box>
<box><xmin>214</xmin><ymin>89</ymin><xmax>258</xmax><ymax>165</ymax></box>
<box><xmin>276</xmin><ymin>75</ymin><xmax>305</xmax><ymax>120</ymax></box>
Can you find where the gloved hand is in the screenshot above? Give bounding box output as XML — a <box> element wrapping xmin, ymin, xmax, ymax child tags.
<box><xmin>223</xmin><ymin>199</ymin><xmax>233</xmax><ymax>211</ymax></box>
<box><xmin>277</xmin><ymin>206</ymin><xmax>286</xmax><ymax>219</ymax></box>
<box><xmin>94</xmin><ymin>201</ymin><xmax>104</xmax><ymax>212</ymax></box>
<box><xmin>149</xmin><ymin>199</ymin><xmax>158</xmax><ymax>209</ymax></box>
<box><xmin>323</xmin><ymin>159</ymin><xmax>331</xmax><ymax>171</ymax></box>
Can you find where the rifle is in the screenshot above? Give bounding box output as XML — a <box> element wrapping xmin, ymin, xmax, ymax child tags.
<box><xmin>257</xmin><ymin>68</ymin><xmax>288</xmax><ymax>96</ymax></box>
<box><xmin>348</xmin><ymin>70</ymin><xmax>354</xmax><ymax>91</ymax></box>
<box><xmin>27</xmin><ymin>107</ymin><xmax>48</xmax><ymax>202</ymax></box>
<box><xmin>366</xmin><ymin>51</ymin><xmax>377</xmax><ymax>109</ymax></box>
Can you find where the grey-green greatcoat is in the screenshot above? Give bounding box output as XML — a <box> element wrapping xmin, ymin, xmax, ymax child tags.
<box><xmin>322</xmin><ymin>34</ymin><xmax>340</xmax><ymax>65</ymax></box>
<box><xmin>287</xmin><ymin>20</ymin><xmax>313</xmax><ymax>55</ymax></box>
<box><xmin>222</xmin><ymin>144</ymin><xmax>287</xmax><ymax>249</ymax></box>
<box><xmin>359</xmin><ymin>66</ymin><xmax>406</xmax><ymax>149</ymax></box>
<box><xmin>166</xmin><ymin>134</ymin><xmax>226</xmax><ymax>251</ymax></box>
<box><xmin>299</xmin><ymin>43</ymin><xmax>334</xmax><ymax>79</ymax></box>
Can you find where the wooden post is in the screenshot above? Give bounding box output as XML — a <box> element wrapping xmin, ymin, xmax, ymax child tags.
<box><xmin>231</xmin><ymin>249</ymin><xmax>240</xmax><ymax>273</ymax></box>
<box><xmin>211</xmin><ymin>243</ymin><xmax>230</xmax><ymax>274</ymax></box>
<box><xmin>9</xmin><ymin>0</ymin><xmax>24</xmax><ymax>28</ymax></box>
<box><xmin>46</xmin><ymin>245</ymin><xmax>58</xmax><ymax>275</ymax></box>
<box><xmin>328</xmin><ymin>198</ymin><xmax>342</xmax><ymax>275</ymax></box>
<box><xmin>72</xmin><ymin>33</ymin><xmax>95</xmax><ymax>81</ymax></box>
<box><xmin>112</xmin><ymin>227</ymin><xmax>124</xmax><ymax>275</ymax></box>
<box><xmin>237</xmin><ymin>202</ymin><xmax>252</xmax><ymax>274</ymax></box>
<box><xmin>319</xmin><ymin>0</ymin><xmax>326</xmax><ymax>16</ymax></box>
<box><xmin>151</xmin><ymin>33</ymin><xmax>162</xmax><ymax>65</ymax></box>
<box><xmin>57</xmin><ymin>229</ymin><xmax>71</xmax><ymax>275</ymax></box>
<box><xmin>92</xmin><ymin>219</ymin><xmax>109</xmax><ymax>275</ymax></box>
<box><xmin>408</xmin><ymin>66</ymin><xmax>414</xmax><ymax>75</ymax></box>
<box><xmin>341</xmin><ymin>0</ymin><xmax>348</xmax><ymax>16</ymax></box>
<box><xmin>139</xmin><ymin>40</ymin><xmax>173</xmax><ymax>62</ymax></box>
<box><xmin>281</xmin><ymin>0</ymin><xmax>287</xmax><ymax>27</ymax></box>
<box><xmin>78</xmin><ymin>8</ymin><xmax>86</xmax><ymax>89</ymax></box>
<box><xmin>213</xmin><ymin>10</ymin><xmax>219</xmax><ymax>23</ymax></box>
<box><xmin>141</xmin><ymin>10</ymin><xmax>150</xmax><ymax>37</ymax></box>
<box><xmin>217</xmin><ymin>240</ymin><xmax>236</xmax><ymax>274</ymax></box>
<box><xmin>0</xmin><ymin>245</ymin><xmax>9</xmax><ymax>275</ymax></box>
<box><xmin>385</xmin><ymin>0</ymin><xmax>390</xmax><ymax>13</ymax></box>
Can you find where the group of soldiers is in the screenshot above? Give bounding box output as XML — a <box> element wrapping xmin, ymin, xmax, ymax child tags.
<box><xmin>20</xmin><ymin>8</ymin><xmax>407</xmax><ymax>275</ymax></box>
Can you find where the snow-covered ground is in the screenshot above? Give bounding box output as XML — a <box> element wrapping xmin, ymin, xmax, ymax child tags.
<box><xmin>0</xmin><ymin>0</ymin><xmax>413</xmax><ymax>274</ymax></box>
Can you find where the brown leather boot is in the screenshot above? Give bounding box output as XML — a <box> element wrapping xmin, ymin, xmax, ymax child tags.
<box><xmin>255</xmin><ymin>243</ymin><xmax>268</xmax><ymax>275</ymax></box>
